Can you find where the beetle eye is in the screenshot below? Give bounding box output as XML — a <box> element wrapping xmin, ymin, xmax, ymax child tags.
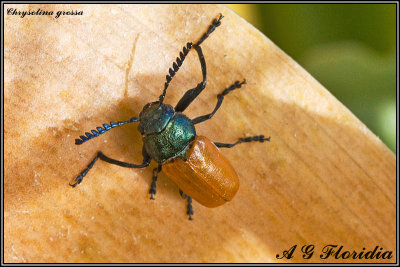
<box><xmin>139</xmin><ymin>101</ymin><xmax>159</xmax><ymax>118</ymax></box>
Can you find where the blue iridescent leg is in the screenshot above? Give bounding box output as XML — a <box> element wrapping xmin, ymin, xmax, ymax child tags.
<box><xmin>70</xmin><ymin>147</ymin><xmax>151</xmax><ymax>187</ymax></box>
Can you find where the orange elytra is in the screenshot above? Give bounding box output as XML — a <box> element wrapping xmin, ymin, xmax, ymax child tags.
<box><xmin>162</xmin><ymin>136</ymin><xmax>240</xmax><ymax>208</ymax></box>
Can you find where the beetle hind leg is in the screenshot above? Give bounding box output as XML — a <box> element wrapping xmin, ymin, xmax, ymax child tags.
<box><xmin>179</xmin><ymin>189</ymin><xmax>194</xmax><ymax>220</ymax></box>
<box><xmin>214</xmin><ymin>135</ymin><xmax>271</xmax><ymax>148</ymax></box>
<box><xmin>149</xmin><ymin>165</ymin><xmax>162</xmax><ymax>200</ymax></box>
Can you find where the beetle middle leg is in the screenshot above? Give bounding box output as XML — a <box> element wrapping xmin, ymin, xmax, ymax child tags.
<box><xmin>149</xmin><ymin>164</ymin><xmax>162</xmax><ymax>200</ymax></box>
<box><xmin>70</xmin><ymin>148</ymin><xmax>151</xmax><ymax>187</ymax></box>
<box><xmin>191</xmin><ymin>79</ymin><xmax>246</xmax><ymax>124</ymax></box>
<box><xmin>214</xmin><ymin>135</ymin><xmax>271</xmax><ymax>148</ymax></box>
<box><xmin>179</xmin><ymin>189</ymin><xmax>194</xmax><ymax>220</ymax></box>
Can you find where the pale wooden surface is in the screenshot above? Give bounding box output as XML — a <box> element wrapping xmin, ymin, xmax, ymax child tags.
<box><xmin>4</xmin><ymin>4</ymin><xmax>396</xmax><ymax>263</ymax></box>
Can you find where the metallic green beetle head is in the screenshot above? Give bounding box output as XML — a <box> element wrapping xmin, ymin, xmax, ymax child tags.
<box><xmin>138</xmin><ymin>101</ymin><xmax>175</xmax><ymax>135</ymax></box>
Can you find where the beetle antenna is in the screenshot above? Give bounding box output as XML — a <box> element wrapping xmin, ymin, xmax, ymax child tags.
<box><xmin>75</xmin><ymin>117</ymin><xmax>140</xmax><ymax>145</ymax></box>
<box><xmin>159</xmin><ymin>42</ymin><xmax>193</xmax><ymax>104</ymax></box>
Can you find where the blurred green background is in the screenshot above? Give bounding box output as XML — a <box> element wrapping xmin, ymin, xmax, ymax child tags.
<box><xmin>227</xmin><ymin>4</ymin><xmax>396</xmax><ymax>153</ymax></box>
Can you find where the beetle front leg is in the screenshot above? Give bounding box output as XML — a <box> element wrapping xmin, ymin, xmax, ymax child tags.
<box><xmin>195</xmin><ymin>13</ymin><xmax>224</xmax><ymax>47</ymax></box>
<box><xmin>192</xmin><ymin>79</ymin><xmax>246</xmax><ymax>124</ymax></box>
<box><xmin>174</xmin><ymin>14</ymin><xmax>224</xmax><ymax>113</ymax></box>
<box><xmin>70</xmin><ymin>148</ymin><xmax>151</xmax><ymax>187</ymax></box>
<box><xmin>179</xmin><ymin>189</ymin><xmax>194</xmax><ymax>220</ymax></box>
<box><xmin>159</xmin><ymin>14</ymin><xmax>223</xmax><ymax>105</ymax></box>
<box><xmin>149</xmin><ymin>165</ymin><xmax>162</xmax><ymax>200</ymax></box>
<box><xmin>174</xmin><ymin>45</ymin><xmax>207</xmax><ymax>113</ymax></box>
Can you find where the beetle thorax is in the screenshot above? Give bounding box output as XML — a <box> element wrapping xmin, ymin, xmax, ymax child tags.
<box><xmin>139</xmin><ymin>102</ymin><xmax>196</xmax><ymax>163</ymax></box>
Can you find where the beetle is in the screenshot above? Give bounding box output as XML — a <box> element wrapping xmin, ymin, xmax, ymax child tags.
<box><xmin>70</xmin><ymin>14</ymin><xmax>270</xmax><ymax>220</ymax></box>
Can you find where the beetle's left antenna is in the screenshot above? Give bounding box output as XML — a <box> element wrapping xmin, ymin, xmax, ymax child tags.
<box><xmin>75</xmin><ymin>117</ymin><xmax>140</xmax><ymax>145</ymax></box>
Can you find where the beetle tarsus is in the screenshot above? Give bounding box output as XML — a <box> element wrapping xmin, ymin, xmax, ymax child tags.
<box><xmin>69</xmin><ymin>152</ymin><xmax>101</xmax><ymax>186</ymax></box>
<box><xmin>240</xmin><ymin>135</ymin><xmax>271</xmax><ymax>143</ymax></box>
<box><xmin>187</xmin><ymin>196</ymin><xmax>194</xmax><ymax>220</ymax></box>
<box><xmin>179</xmin><ymin>189</ymin><xmax>194</xmax><ymax>220</ymax></box>
<box><xmin>214</xmin><ymin>135</ymin><xmax>271</xmax><ymax>148</ymax></box>
<box><xmin>149</xmin><ymin>186</ymin><xmax>156</xmax><ymax>200</ymax></box>
<box><xmin>195</xmin><ymin>13</ymin><xmax>224</xmax><ymax>47</ymax></box>
<box><xmin>70</xmin><ymin>150</ymin><xmax>151</xmax><ymax>187</ymax></box>
<box><xmin>149</xmin><ymin>165</ymin><xmax>162</xmax><ymax>200</ymax></box>
<box><xmin>69</xmin><ymin>177</ymin><xmax>81</xmax><ymax>188</ymax></box>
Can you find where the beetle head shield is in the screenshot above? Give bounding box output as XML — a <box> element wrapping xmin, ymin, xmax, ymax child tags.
<box><xmin>138</xmin><ymin>102</ymin><xmax>175</xmax><ymax>135</ymax></box>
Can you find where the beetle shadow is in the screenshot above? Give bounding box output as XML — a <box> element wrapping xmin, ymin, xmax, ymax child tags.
<box><xmin>86</xmin><ymin>72</ymin><xmax>195</xmax><ymax>197</ymax></box>
<box><xmin>4</xmin><ymin>72</ymin><xmax>187</xmax><ymax>213</ymax></box>
<box><xmin>65</xmin><ymin>74</ymin><xmax>188</xmax><ymax>204</ymax></box>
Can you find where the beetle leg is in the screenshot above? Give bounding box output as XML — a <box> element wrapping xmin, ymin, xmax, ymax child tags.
<box><xmin>187</xmin><ymin>197</ymin><xmax>194</xmax><ymax>221</ymax></box>
<box><xmin>192</xmin><ymin>80</ymin><xmax>246</xmax><ymax>124</ymax></box>
<box><xmin>70</xmin><ymin>148</ymin><xmax>151</xmax><ymax>187</ymax></box>
<box><xmin>174</xmin><ymin>46</ymin><xmax>207</xmax><ymax>113</ymax></box>
<box><xmin>179</xmin><ymin>189</ymin><xmax>194</xmax><ymax>220</ymax></box>
<box><xmin>175</xmin><ymin>14</ymin><xmax>224</xmax><ymax>113</ymax></box>
<box><xmin>214</xmin><ymin>135</ymin><xmax>271</xmax><ymax>148</ymax></box>
<box><xmin>149</xmin><ymin>164</ymin><xmax>162</xmax><ymax>200</ymax></box>
<box><xmin>195</xmin><ymin>13</ymin><xmax>224</xmax><ymax>47</ymax></box>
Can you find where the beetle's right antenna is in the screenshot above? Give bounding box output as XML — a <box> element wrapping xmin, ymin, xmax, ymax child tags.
<box><xmin>158</xmin><ymin>42</ymin><xmax>193</xmax><ymax>104</ymax></box>
<box><xmin>74</xmin><ymin>117</ymin><xmax>140</xmax><ymax>145</ymax></box>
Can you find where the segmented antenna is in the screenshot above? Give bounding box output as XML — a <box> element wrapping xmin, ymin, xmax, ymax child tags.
<box><xmin>75</xmin><ymin>117</ymin><xmax>139</xmax><ymax>145</ymax></box>
<box><xmin>159</xmin><ymin>42</ymin><xmax>193</xmax><ymax>104</ymax></box>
